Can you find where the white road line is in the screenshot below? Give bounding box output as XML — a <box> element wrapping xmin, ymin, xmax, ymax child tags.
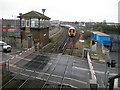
<box><xmin>10</xmin><ymin>65</ymin><xmax>88</xmax><ymax>85</ymax></box>
<box><xmin>68</xmin><ymin>85</ymin><xmax>78</xmax><ymax>88</ymax></box>
<box><xmin>25</xmin><ymin>69</ymin><xmax>34</xmax><ymax>72</ymax></box>
<box><xmin>64</xmin><ymin>77</ymin><xmax>87</xmax><ymax>84</ymax></box>
<box><xmin>72</xmin><ymin>66</ymin><xmax>89</xmax><ymax>71</ymax></box>
<box><xmin>95</xmin><ymin>70</ymin><xmax>117</xmax><ymax>76</ymax></box>
<box><xmin>51</xmin><ymin>74</ymin><xmax>62</xmax><ymax>78</ymax></box>
<box><xmin>36</xmin><ymin>77</ymin><xmax>43</xmax><ymax>80</ymax></box>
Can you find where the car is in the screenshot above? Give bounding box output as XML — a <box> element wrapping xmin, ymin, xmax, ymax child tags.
<box><xmin>0</xmin><ymin>41</ymin><xmax>12</xmax><ymax>52</ymax></box>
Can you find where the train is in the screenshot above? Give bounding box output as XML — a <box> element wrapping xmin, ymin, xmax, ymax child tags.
<box><xmin>68</xmin><ymin>27</ymin><xmax>76</xmax><ymax>37</ymax></box>
<box><xmin>60</xmin><ymin>24</ymin><xmax>76</xmax><ymax>37</ymax></box>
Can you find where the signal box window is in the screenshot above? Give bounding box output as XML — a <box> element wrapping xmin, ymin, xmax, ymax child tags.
<box><xmin>26</xmin><ymin>20</ymin><xmax>30</xmax><ymax>27</ymax></box>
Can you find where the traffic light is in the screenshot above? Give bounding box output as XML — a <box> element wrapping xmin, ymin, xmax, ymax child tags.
<box><xmin>107</xmin><ymin>60</ymin><xmax>116</xmax><ymax>68</ymax></box>
<box><xmin>107</xmin><ymin>61</ymin><xmax>111</xmax><ymax>67</ymax></box>
<box><xmin>111</xmin><ymin>60</ymin><xmax>116</xmax><ymax>67</ymax></box>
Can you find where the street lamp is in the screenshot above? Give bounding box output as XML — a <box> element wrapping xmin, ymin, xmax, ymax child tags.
<box><xmin>79</xmin><ymin>40</ymin><xmax>85</xmax><ymax>58</ymax></box>
<box><xmin>42</xmin><ymin>9</ymin><xmax>46</xmax><ymax>15</ymax></box>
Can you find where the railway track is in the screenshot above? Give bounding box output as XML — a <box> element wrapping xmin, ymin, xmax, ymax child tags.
<box><xmin>62</xmin><ymin>33</ymin><xmax>80</xmax><ymax>55</ymax></box>
<box><xmin>45</xmin><ymin>27</ymin><xmax>80</xmax><ymax>56</ymax></box>
<box><xmin>45</xmin><ymin>27</ymin><xmax>69</xmax><ymax>54</ymax></box>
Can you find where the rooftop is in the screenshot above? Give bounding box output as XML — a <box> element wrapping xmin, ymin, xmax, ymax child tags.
<box><xmin>1</xmin><ymin>19</ymin><xmax>20</xmax><ymax>25</ymax></box>
<box><xmin>92</xmin><ymin>31</ymin><xmax>110</xmax><ymax>36</ymax></box>
<box><xmin>98</xmin><ymin>33</ymin><xmax>110</xmax><ymax>36</ymax></box>
<box><xmin>18</xmin><ymin>11</ymin><xmax>50</xmax><ymax>20</ymax></box>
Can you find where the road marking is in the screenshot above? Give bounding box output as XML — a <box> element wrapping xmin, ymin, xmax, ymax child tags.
<box><xmin>65</xmin><ymin>77</ymin><xmax>87</xmax><ymax>84</ymax></box>
<box><xmin>95</xmin><ymin>70</ymin><xmax>117</xmax><ymax>76</ymax></box>
<box><xmin>36</xmin><ymin>77</ymin><xmax>43</xmax><ymax>80</ymax></box>
<box><xmin>12</xmin><ymin>70</ymin><xmax>86</xmax><ymax>88</ymax></box>
<box><xmin>12</xmin><ymin>56</ymin><xmax>32</xmax><ymax>61</ymax></box>
<box><xmin>72</xmin><ymin>66</ymin><xmax>89</xmax><ymax>71</ymax></box>
<box><xmin>25</xmin><ymin>69</ymin><xmax>34</xmax><ymax>72</ymax></box>
<box><xmin>51</xmin><ymin>74</ymin><xmax>62</xmax><ymax>78</ymax></box>
<box><xmin>68</xmin><ymin>85</ymin><xmax>78</xmax><ymax>88</ymax></box>
<box><xmin>10</xmin><ymin>64</ymin><xmax>88</xmax><ymax>85</ymax></box>
<box><xmin>92</xmin><ymin>61</ymin><xmax>105</xmax><ymax>66</ymax></box>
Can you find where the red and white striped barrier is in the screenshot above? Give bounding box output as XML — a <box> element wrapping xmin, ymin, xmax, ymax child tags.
<box><xmin>87</xmin><ymin>52</ymin><xmax>98</xmax><ymax>83</ymax></box>
<box><xmin>6</xmin><ymin>46</ymin><xmax>34</xmax><ymax>61</ymax></box>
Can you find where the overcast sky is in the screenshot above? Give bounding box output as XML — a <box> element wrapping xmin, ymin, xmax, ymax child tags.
<box><xmin>0</xmin><ymin>0</ymin><xmax>119</xmax><ymax>23</ymax></box>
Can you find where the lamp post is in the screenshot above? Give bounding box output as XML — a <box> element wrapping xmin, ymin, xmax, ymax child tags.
<box><xmin>19</xmin><ymin>13</ymin><xmax>23</xmax><ymax>48</ymax></box>
<box><xmin>42</xmin><ymin>9</ymin><xmax>46</xmax><ymax>15</ymax></box>
<box><xmin>79</xmin><ymin>40</ymin><xmax>85</xmax><ymax>58</ymax></box>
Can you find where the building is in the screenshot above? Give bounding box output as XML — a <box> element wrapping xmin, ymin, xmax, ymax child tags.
<box><xmin>50</xmin><ymin>20</ymin><xmax>60</xmax><ymax>26</ymax></box>
<box><xmin>118</xmin><ymin>1</ymin><xmax>120</xmax><ymax>24</ymax></box>
<box><xmin>18</xmin><ymin>10</ymin><xmax>51</xmax><ymax>48</ymax></box>
<box><xmin>0</xmin><ymin>19</ymin><xmax>21</xmax><ymax>48</ymax></box>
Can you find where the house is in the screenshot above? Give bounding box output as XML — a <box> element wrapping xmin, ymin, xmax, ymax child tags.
<box><xmin>0</xmin><ymin>19</ymin><xmax>21</xmax><ymax>48</ymax></box>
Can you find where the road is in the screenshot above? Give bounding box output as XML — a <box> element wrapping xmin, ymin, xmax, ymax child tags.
<box><xmin>2</xmin><ymin>49</ymin><xmax>90</xmax><ymax>88</ymax></box>
<box><xmin>2</xmin><ymin>48</ymin><xmax>118</xmax><ymax>89</ymax></box>
<box><xmin>91</xmin><ymin>56</ymin><xmax>118</xmax><ymax>88</ymax></box>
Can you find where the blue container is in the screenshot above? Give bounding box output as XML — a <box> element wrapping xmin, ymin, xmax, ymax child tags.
<box><xmin>92</xmin><ymin>32</ymin><xmax>101</xmax><ymax>40</ymax></box>
<box><xmin>96</xmin><ymin>33</ymin><xmax>110</xmax><ymax>46</ymax></box>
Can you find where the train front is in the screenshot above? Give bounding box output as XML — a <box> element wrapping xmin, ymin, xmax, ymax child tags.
<box><xmin>68</xmin><ymin>27</ymin><xmax>76</xmax><ymax>37</ymax></box>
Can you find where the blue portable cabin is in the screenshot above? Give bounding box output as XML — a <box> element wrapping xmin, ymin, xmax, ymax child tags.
<box><xmin>96</xmin><ymin>33</ymin><xmax>111</xmax><ymax>46</ymax></box>
<box><xmin>92</xmin><ymin>31</ymin><xmax>101</xmax><ymax>40</ymax></box>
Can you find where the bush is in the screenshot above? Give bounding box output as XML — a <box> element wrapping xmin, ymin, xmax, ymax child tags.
<box><xmin>92</xmin><ymin>24</ymin><xmax>120</xmax><ymax>34</ymax></box>
<box><xmin>82</xmin><ymin>31</ymin><xmax>91</xmax><ymax>40</ymax></box>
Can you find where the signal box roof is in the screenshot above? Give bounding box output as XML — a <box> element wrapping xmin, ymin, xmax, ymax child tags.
<box><xmin>18</xmin><ymin>11</ymin><xmax>50</xmax><ymax>20</ymax></box>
